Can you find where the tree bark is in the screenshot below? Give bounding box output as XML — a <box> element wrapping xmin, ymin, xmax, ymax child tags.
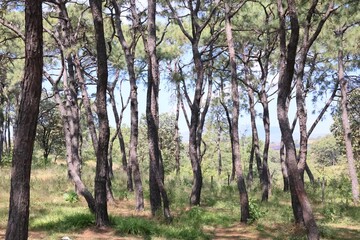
<box><xmin>277</xmin><ymin>1</ymin><xmax>319</xmax><ymax>238</ymax></box>
<box><xmin>111</xmin><ymin>0</ymin><xmax>144</xmax><ymax>208</ymax></box>
<box><xmin>338</xmin><ymin>33</ymin><xmax>359</xmax><ymax>204</ymax></box>
<box><xmin>174</xmin><ymin>81</ymin><xmax>181</xmax><ymax>175</ymax></box>
<box><xmin>90</xmin><ymin>0</ymin><xmax>110</xmax><ymax>227</ymax></box>
<box><xmin>217</xmin><ymin>124</ymin><xmax>222</xmax><ymax>176</ymax></box>
<box><xmin>146</xmin><ymin>0</ymin><xmax>172</xmax><ymax>220</ymax></box>
<box><xmin>225</xmin><ymin>2</ymin><xmax>250</xmax><ymax>223</ymax></box>
<box><xmin>5</xmin><ymin>1</ymin><xmax>43</xmax><ymax>238</ymax></box>
<box><xmin>260</xmin><ymin>93</ymin><xmax>271</xmax><ymax>202</ymax></box>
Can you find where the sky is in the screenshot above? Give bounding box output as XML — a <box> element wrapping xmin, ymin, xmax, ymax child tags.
<box><xmin>108</xmin><ymin>80</ymin><xmax>335</xmax><ymax>144</ymax></box>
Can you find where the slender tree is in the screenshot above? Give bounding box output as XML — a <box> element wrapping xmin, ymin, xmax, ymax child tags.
<box><xmin>277</xmin><ymin>0</ymin><xmax>319</xmax><ymax>238</ymax></box>
<box><xmin>5</xmin><ymin>0</ymin><xmax>43</xmax><ymax>238</ymax></box>
<box><xmin>89</xmin><ymin>0</ymin><xmax>110</xmax><ymax>227</ymax></box>
<box><xmin>145</xmin><ymin>0</ymin><xmax>172</xmax><ymax>220</ymax></box>
<box><xmin>336</xmin><ymin>26</ymin><xmax>359</xmax><ymax>204</ymax></box>
<box><xmin>110</xmin><ymin>0</ymin><xmax>144</xmax><ymax>209</ymax></box>
<box><xmin>166</xmin><ymin>0</ymin><xmax>220</xmax><ymax>206</ymax></box>
<box><xmin>42</xmin><ymin>0</ymin><xmax>96</xmax><ymax>212</ymax></box>
<box><xmin>225</xmin><ymin>1</ymin><xmax>250</xmax><ymax>223</ymax></box>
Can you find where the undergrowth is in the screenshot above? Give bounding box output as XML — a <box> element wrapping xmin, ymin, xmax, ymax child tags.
<box><xmin>0</xmin><ymin>163</ymin><xmax>359</xmax><ymax>239</ymax></box>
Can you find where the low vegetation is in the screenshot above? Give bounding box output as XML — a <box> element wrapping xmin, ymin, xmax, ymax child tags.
<box><xmin>1</xmin><ymin>159</ymin><xmax>359</xmax><ymax>239</ymax></box>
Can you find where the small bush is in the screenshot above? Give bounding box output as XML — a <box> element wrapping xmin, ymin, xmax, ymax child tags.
<box><xmin>248</xmin><ymin>198</ymin><xmax>267</xmax><ymax>223</ymax></box>
<box><xmin>63</xmin><ymin>191</ymin><xmax>79</xmax><ymax>203</ymax></box>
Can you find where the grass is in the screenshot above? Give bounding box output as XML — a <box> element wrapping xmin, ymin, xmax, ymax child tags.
<box><xmin>0</xmin><ymin>162</ymin><xmax>360</xmax><ymax>239</ymax></box>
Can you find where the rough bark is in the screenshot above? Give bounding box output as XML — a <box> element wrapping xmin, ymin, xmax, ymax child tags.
<box><xmin>277</xmin><ymin>1</ymin><xmax>319</xmax><ymax>238</ymax></box>
<box><xmin>90</xmin><ymin>0</ymin><xmax>110</xmax><ymax>227</ymax></box>
<box><xmin>146</xmin><ymin>0</ymin><xmax>172</xmax><ymax>220</ymax></box>
<box><xmin>225</xmin><ymin>2</ymin><xmax>250</xmax><ymax>223</ymax></box>
<box><xmin>5</xmin><ymin>1</ymin><xmax>42</xmax><ymax>238</ymax></box>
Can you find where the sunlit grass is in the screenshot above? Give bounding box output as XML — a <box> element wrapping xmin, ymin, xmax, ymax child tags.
<box><xmin>0</xmin><ymin>162</ymin><xmax>360</xmax><ymax>239</ymax></box>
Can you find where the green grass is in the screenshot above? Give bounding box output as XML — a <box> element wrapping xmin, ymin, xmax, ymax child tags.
<box><xmin>0</xmin><ymin>162</ymin><xmax>360</xmax><ymax>239</ymax></box>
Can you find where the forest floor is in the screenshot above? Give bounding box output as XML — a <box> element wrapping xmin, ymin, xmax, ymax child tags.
<box><xmin>1</xmin><ymin>197</ymin><xmax>360</xmax><ymax>239</ymax></box>
<box><xmin>1</xmin><ymin>164</ymin><xmax>360</xmax><ymax>239</ymax></box>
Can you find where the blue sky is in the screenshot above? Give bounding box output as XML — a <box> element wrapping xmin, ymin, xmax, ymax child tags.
<box><xmin>108</xmin><ymin>80</ymin><xmax>334</xmax><ymax>144</ymax></box>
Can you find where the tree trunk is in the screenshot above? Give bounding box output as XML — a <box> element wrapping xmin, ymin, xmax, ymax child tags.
<box><xmin>244</xmin><ymin>64</ymin><xmax>262</xmax><ymax>179</ymax></box>
<box><xmin>108</xmin><ymin>79</ymin><xmax>132</xmax><ymax>191</ymax></box>
<box><xmin>217</xmin><ymin>125</ymin><xmax>222</xmax><ymax>176</ymax></box>
<box><xmin>0</xmin><ymin>110</ymin><xmax>4</xmax><ymax>165</ymax></box>
<box><xmin>277</xmin><ymin>1</ymin><xmax>319</xmax><ymax>238</ymax></box>
<box><xmin>225</xmin><ymin>2</ymin><xmax>250</xmax><ymax>222</ymax></box>
<box><xmin>5</xmin><ymin>1</ymin><xmax>43</xmax><ymax>238</ymax></box>
<box><xmin>174</xmin><ymin>81</ymin><xmax>181</xmax><ymax>175</ymax></box>
<box><xmin>280</xmin><ymin>141</ymin><xmax>290</xmax><ymax>192</ymax></box>
<box><xmin>75</xmin><ymin>56</ymin><xmax>98</xmax><ymax>153</ymax></box>
<box><xmin>261</xmin><ymin>93</ymin><xmax>271</xmax><ymax>202</ymax></box>
<box><xmin>338</xmin><ymin>35</ymin><xmax>359</xmax><ymax>204</ymax></box>
<box><xmin>111</xmin><ymin>0</ymin><xmax>144</xmax><ymax>208</ymax></box>
<box><xmin>146</xmin><ymin>0</ymin><xmax>172</xmax><ymax>220</ymax></box>
<box><xmin>90</xmin><ymin>0</ymin><xmax>110</xmax><ymax>227</ymax></box>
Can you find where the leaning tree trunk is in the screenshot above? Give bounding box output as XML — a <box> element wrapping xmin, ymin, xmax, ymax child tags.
<box><xmin>277</xmin><ymin>1</ymin><xmax>319</xmax><ymax>238</ymax></box>
<box><xmin>338</xmin><ymin>35</ymin><xmax>359</xmax><ymax>204</ymax></box>
<box><xmin>225</xmin><ymin>2</ymin><xmax>250</xmax><ymax>222</ymax></box>
<box><xmin>90</xmin><ymin>0</ymin><xmax>110</xmax><ymax>227</ymax></box>
<box><xmin>5</xmin><ymin>1</ymin><xmax>43</xmax><ymax>238</ymax></box>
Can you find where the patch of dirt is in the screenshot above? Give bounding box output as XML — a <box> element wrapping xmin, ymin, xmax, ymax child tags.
<box><xmin>206</xmin><ymin>223</ymin><xmax>272</xmax><ymax>240</ymax></box>
<box><xmin>70</xmin><ymin>227</ymin><xmax>141</xmax><ymax>240</ymax></box>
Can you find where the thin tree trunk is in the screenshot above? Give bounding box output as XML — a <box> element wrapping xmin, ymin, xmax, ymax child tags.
<box><xmin>146</xmin><ymin>0</ymin><xmax>172</xmax><ymax>220</ymax></box>
<box><xmin>280</xmin><ymin>141</ymin><xmax>290</xmax><ymax>192</ymax></box>
<box><xmin>277</xmin><ymin>1</ymin><xmax>319</xmax><ymax>238</ymax></box>
<box><xmin>5</xmin><ymin>1</ymin><xmax>42</xmax><ymax>238</ymax></box>
<box><xmin>0</xmin><ymin>110</ymin><xmax>3</xmax><ymax>165</ymax></box>
<box><xmin>225</xmin><ymin>2</ymin><xmax>250</xmax><ymax>222</ymax></box>
<box><xmin>111</xmin><ymin>0</ymin><xmax>143</xmax><ymax>208</ymax></box>
<box><xmin>108</xmin><ymin>78</ymin><xmax>132</xmax><ymax>191</ymax></box>
<box><xmin>6</xmin><ymin>105</ymin><xmax>11</xmax><ymax>154</ymax></box>
<box><xmin>90</xmin><ymin>0</ymin><xmax>110</xmax><ymax>227</ymax></box>
<box><xmin>75</xmin><ymin>56</ymin><xmax>98</xmax><ymax>152</ymax></box>
<box><xmin>261</xmin><ymin>93</ymin><xmax>271</xmax><ymax>202</ymax></box>
<box><xmin>244</xmin><ymin>62</ymin><xmax>262</xmax><ymax>179</ymax></box>
<box><xmin>338</xmin><ymin>36</ymin><xmax>359</xmax><ymax>204</ymax></box>
<box><xmin>217</xmin><ymin>124</ymin><xmax>222</xmax><ymax>176</ymax></box>
<box><xmin>174</xmin><ymin>81</ymin><xmax>181</xmax><ymax>175</ymax></box>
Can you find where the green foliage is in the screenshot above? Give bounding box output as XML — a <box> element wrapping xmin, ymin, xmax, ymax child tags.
<box><xmin>331</xmin><ymin>88</ymin><xmax>360</xmax><ymax>164</ymax></box>
<box><xmin>248</xmin><ymin>198</ymin><xmax>267</xmax><ymax>224</ymax></box>
<box><xmin>137</xmin><ymin>113</ymin><xmax>184</xmax><ymax>174</ymax></box>
<box><xmin>309</xmin><ymin>135</ymin><xmax>342</xmax><ymax>166</ymax></box>
<box><xmin>63</xmin><ymin>191</ymin><xmax>79</xmax><ymax>204</ymax></box>
<box><xmin>35</xmin><ymin>94</ymin><xmax>65</xmax><ymax>166</ymax></box>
